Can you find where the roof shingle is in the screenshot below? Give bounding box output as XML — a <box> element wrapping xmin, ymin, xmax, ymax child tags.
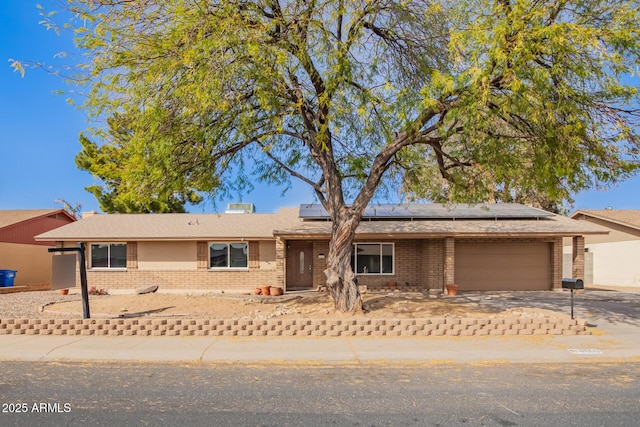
<box><xmin>0</xmin><ymin>210</ymin><xmax>69</xmax><ymax>230</ymax></box>
<box><xmin>36</xmin><ymin>205</ymin><xmax>607</xmax><ymax>241</ymax></box>
<box><xmin>36</xmin><ymin>208</ymin><xmax>301</xmax><ymax>241</ymax></box>
<box><xmin>571</xmin><ymin>210</ymin><xmax>640</xmax><ymax>231</ymax></box>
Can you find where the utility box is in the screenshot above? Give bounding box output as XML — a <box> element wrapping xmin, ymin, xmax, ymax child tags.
<box><xmin>562</xmin><ymin>278</ymin><xmax>584</xmax><ymax>290</ymax></box>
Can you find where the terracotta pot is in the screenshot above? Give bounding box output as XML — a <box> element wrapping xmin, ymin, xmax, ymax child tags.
<box><xmin>261</xmin><ymin>286</ymin><xmax>271</xmax><ymax>296</ymax></box>
<box><xmin>446</xmin><ymin>284</ymin><xmax>459</xmax><ymax>296</ymax></box>
<box><xmin>270</xmin><ymin>287</ymin><xmax>283</xmax><ymax>296</ymax></box>
<box><xmin>253</xmin><ymin>287</ymin><xmax>262</xmax><ymax>295</ymax></box>
<box><xmin>60</xmin><ymin>289</ymin><xmax>69</xmax><ymax>295</ymax></box>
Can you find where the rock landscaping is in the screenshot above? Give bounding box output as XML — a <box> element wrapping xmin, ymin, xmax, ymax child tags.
<box><xmin>0</xmin><ymin>289</ymin><xmax>590</xmax><ymax>337</ymax></box>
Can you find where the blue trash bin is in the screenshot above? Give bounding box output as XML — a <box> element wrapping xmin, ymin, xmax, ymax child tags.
<box><xmin>0</xmin><ymin>270</ymin><xmax>17</xmax><ymax>287</ymax></box>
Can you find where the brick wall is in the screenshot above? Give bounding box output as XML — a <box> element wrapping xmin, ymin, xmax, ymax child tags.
<box><xmin>75</xmin><ymin>239</ymin><xmax>285</xmax><ymax>293</ymax></box>
<box><xmin>423</xmin><ymin>239</ymin><xmax>444</xmax><ymax>290</ymax></box>
<box><xmin>69</xmin><ymin>236</ymin><xmax>566</xmax><ymax>293</ymax></box>
<box><xmin>572</xmin><ymin>236</ymin><xmax>585</xmax><ymax>281</ymax></box>
<box><xmin>85</xmin><ymin>269</ymin><xmax>282</xmax><ymax>292</ymax></box>
<box><xmin>0</xmin><ymin>316</ymin><xmax>590</xmax><ymax>337</ymax></box>
<box><xmin>444</xmin><ymin>237</ymin><xmax>455</xmax><ymax>286</ymax></box>
<box><xmin>552</xmin><ymin>237</ymin><xmax>564</xmax><ymax>289</ymax></box>
<box><xmin>312</xmin><ymin>241</ymin><xmax>329</xmax><ymax>287</ymax></box>
<box><xmin>309</xmin><ymin>239</ymin><xmax>445</xmax><ymax>290</ymax></box>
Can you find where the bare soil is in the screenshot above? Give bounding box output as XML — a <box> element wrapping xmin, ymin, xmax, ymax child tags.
<box><xmin>42</xmin><ymin>291</ymin><xmax>543</xmax><ymax>320</ymax></box>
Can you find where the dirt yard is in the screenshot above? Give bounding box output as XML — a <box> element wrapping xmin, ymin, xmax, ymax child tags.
<box><xmin>41</xmin><ymin>290</ymin><xmax>546</xmax><ymax>320</ymax></box>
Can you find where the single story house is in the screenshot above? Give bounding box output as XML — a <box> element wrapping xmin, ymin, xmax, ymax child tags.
<box><xmin>568</xmin><ymin>210</ymin><xmax>640</xmax><ymax>287</ymax></box>
<box><xmin>35</xmin><ymin>203</ymin><xmax>607</xmax><ymax>293</ymax></box>
<box><xmin>0</xmin><ymin>209</ymin><xmax>76</xmax><ymax>286</ymax></box>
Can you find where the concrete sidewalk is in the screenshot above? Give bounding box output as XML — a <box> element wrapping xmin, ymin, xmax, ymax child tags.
<box><xmin>1</xmin><ymin>321</ymin><xmax>638</xmax><ymax>365</ymax></box>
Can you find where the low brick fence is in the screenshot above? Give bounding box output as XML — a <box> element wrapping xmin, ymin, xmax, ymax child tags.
<box><xmin>0</xmin><ymin>316</ymin><xmax>589</xmax><ymax>337</ymax></box>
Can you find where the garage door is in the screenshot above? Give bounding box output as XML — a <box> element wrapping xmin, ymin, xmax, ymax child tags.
<box><xmin>455</xmin><ymin>242</ymin><xmax>551</xmax><ymax>291</ymax></box>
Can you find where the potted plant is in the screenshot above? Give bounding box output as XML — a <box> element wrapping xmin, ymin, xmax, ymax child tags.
<box><xmin>445</xmin><ymin>284</ymin><xmax>459</xmax><ymax>296</ymax></box>
<box><xmin>270</xmin><ymin>287</ymin><xmax>283</xmax><ymax>296</ymax></box>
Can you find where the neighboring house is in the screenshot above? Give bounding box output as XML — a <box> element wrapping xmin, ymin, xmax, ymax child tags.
<box><xmin>35</xmin><ymin>203</ymin><xmax>606</xmax><ymax>293</ymax></box>
<box><xmin>0</xmin><ymin>209</ymin><xmax>77</xmax><ymax>286</ymax></box>
<box><xmin>568</xmin><ymin>210</ymin><xmax>640</xmax><ymax>287</ymax></box>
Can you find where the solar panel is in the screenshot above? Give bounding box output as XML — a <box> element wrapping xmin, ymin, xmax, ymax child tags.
<box><xmin>298</xmin><ymin>203</ymin><xmax>553</xmax><ymax>220</ymax></box>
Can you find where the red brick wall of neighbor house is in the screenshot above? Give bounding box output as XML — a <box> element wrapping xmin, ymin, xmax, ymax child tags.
<box><xmin>0</xmin><ymin>213</ymin><xmax>74</xmax><ymax>246</ymax></box>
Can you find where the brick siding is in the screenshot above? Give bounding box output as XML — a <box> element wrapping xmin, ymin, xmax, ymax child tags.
<box><xmin>69</xmin><ymin>237</ymin><xmax>567</xmax><ymax>292</ymax></box>
<box><xmin>84</xmin><ymin>269</ymin><xmax>282</xmax><ymax>292</ymax></box>
<box><xmin>572</xmin><ymin>236</ymin><xmax>585</xmax><ymax>280</ymax></box>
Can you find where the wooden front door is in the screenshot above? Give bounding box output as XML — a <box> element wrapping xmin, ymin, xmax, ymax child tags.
<box><xmin>286</xmin><ymin>241</ymin><xmax>313</xmax><ymax>289</ymax></box>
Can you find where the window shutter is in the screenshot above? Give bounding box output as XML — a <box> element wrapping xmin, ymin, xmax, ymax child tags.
<box><xmin>126</xmin><ymin>242</ymin><xmax>137</xmax><ymax>270</ymax></box>
<box><xmin>249</xmin><ymin>241</ymin><xmax>259</xmax><ymax>269</ymax></box>
<box><xmin>197</xmin><ymin>241</ymin><xmax>208</xmax><ymax>269</ymax></box>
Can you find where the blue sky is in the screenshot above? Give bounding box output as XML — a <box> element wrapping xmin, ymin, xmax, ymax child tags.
<box><xmin>1</xmin><ymin>1</ymin><xmax>639</xmax><ymax>215</ymax></box>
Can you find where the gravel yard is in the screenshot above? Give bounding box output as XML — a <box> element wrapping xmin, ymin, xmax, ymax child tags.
<box><xmin>1</xmin><ymin>289</ymin><xmax>555</xmax><ymax>321</ymax></box>
<box><xmin>0</xmin><ymin>291</ymin><xmax>83</xmax><ymax>319</ymax></box>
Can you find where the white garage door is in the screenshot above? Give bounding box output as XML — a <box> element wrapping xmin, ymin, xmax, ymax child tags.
<box><xmin>455</xmin><ymin>242</ymin><xmax>551</xmax><ymax>291</ymax></box>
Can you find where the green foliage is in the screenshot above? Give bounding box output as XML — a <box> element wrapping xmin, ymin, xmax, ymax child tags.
<box><xmin>75</xmin><ymin>114</ymin><xmax>205</xmax><ymax>213</ymax></box>
<box><xmin>56</xmin><ymin>0</ymin><xmax>638</xmax><ymax>215</ymax></box>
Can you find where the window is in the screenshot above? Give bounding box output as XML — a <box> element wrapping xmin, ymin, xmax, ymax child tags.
<box><xmin>351</xmin><ymin>243</ymin><xmax>394</xmax><ymax>274</ymax></box>
<box><xmin>91</xmin><ymin>243</ymin><xmax>127</xmax><ymax>269</ymax></box>
<box><xmin>210</xmin><ymin>242</ymin><xmax>248</xmax><ymax>269</ymax></box>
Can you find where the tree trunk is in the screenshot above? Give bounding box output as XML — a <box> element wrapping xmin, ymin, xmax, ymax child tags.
<box><xmin>323</xmin><ymin>212</ymin><xmax>363</xmax><ymax>314</ymax></box>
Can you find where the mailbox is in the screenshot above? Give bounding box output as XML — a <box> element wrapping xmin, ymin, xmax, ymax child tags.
<box><xmin>562</xmin><ymin>278</ymin><xmax>584</xmax><ymax>290</ymax></box>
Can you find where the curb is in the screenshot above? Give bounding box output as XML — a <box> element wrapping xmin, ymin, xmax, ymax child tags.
<box><xmin>0</xmin><ymin>316</ymin><xmax>589</xmax><ymax>337</ymax></box>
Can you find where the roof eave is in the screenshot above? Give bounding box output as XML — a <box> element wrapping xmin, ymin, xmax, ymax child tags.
<box><xmin>36</xmin><ymin>236</ymin><xmax>278</xmax><ymax>242</ymax></box>
<box><xmin>274</xmin><ymin>231</ymin><xmax>608</xmax><ymax>239</ymax></box>
<box><xmin>571</xmin><ymin>210</ymin><xmax>640</xmax><ymax>232</ymax></box>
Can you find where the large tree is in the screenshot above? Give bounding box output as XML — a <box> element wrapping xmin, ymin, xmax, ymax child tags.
<box><xmin>58</xmin><ymin>0</ymin><xmax>639</xmax><ymax>312</ymax></box>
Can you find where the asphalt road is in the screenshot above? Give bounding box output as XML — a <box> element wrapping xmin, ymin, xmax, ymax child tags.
<box><xmin>1</xmin><ymin>362</ymin><xmax>639</xmax><ymax>426</ymax></box>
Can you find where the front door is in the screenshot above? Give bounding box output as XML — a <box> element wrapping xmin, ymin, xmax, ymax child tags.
<box><xmin>286</xmin><ymin>241</ymin><xmax>313</xmax><ymax>289</ymax></box>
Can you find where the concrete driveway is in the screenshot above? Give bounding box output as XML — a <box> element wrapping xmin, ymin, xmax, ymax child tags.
<box><xmin>458</xmin><ymin>287</ymin><xmax>640</xmax><ymax>333</ymax></box>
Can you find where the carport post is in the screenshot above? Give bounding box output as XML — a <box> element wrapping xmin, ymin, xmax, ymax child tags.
<box><xmin>48</xmin><ymin>243</ymin><xmax>90</xmax><ymax>319</ymax></box>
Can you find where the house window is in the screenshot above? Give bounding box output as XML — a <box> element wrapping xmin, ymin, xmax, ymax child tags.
<box><xmin>351</xmin><ymin>243</ymin><xmax>394</xmax><ymax>274</ymax></box>
<box><xmin>210</xmin><ymin>242</ymin><xmax>248</xmax><ymax>269</ymax></box>
<box><xmin>90</xmin><ymin>243</ymin><xmax>127</xmax><ymax>269</ymax></box>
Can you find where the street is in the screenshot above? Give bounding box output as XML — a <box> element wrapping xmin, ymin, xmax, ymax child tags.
<box><xmin>1</xmin><ymin>361</ymin><xmax>639</xmax><ymax>426</ymax></box>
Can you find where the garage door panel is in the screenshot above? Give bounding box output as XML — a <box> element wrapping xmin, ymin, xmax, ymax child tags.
<box><xmin>456</xmin><ymin>242</ymin><xmax>551</xmax><ymax>291</ymax></box>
